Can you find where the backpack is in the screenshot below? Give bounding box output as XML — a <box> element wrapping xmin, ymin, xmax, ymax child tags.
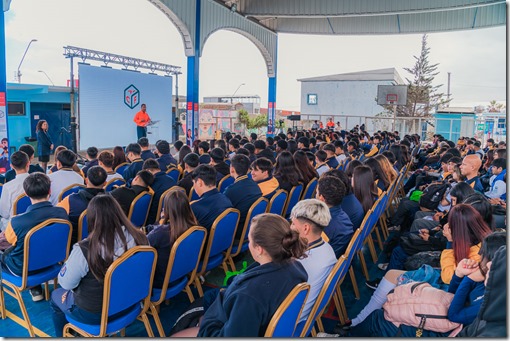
<box><xmin>383</xmin><ymin>282</ymin><xmax>462</xmax><ymax>335</ymax></box>
<box><xmin>419</xmin><ymin>183</ymin><xmax>450</xmax><ymax>211</ymax></box>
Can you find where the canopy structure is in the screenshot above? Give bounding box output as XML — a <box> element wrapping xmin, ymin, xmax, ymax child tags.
<box><xmin>147</xmin><ymin>0</ymin><xmax>505</xmax><ymax>140</ymax></box>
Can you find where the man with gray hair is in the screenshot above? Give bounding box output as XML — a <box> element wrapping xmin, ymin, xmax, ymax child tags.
<box><xmin>290</xmin><ymin>199</ymin><xmax>337</xmax><ymax>323</ymax></box>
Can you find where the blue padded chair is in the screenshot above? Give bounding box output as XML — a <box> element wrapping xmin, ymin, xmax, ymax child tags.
<box><xmin>114</xmin><ymin>162</ymin><xmax>129</xmax><ymax>176</ymax></box>
<box><xmin>336</xmin><ymin>227</ymin><xmax>363</xmax><ymax>312</ymax></box>
<box><xmin>264</xmin><ymin>283</ymin><xmax>310</xmax><ymax>337</ymax></box>
<box><xmin>218</xmin><ymin>175</ymin><xmax>234</xmax><ymax>193</ymax></box>
<box><xmin>227</xmin><ymin>197</ymin><xmax>268</xmax><ymax>271</ymax></box>
<box><xmin>224</xmin><ymin>159</ymin><xmax>231</xmax><ymax>166</ymax></box>
<box><xmin>0</xmin><ymin>219</ymin><xmax>72</xmax><ymax>337</ymax></box>
<box><xmin>127</xmin><ymin>189</ymin><xmax>154</xmax><ymax>228</ymax></box>
<box><xmin>194</xmin><ymin>208</ymin><xmax>240</xmax><ymax>297</ymax></box>
<box><xmin>301</xmin><ymin>178</ymin><xmax>318</xmax><ymax>200</ymax></box>
<box><xmin>104</xmin><ymin>178</ymin><xmax>125</xmax><ymax>192</ymax></box>
<box><xmin>283</xmin><ymin>184</ymin><xmax>304</xmax><ymax>218</ymax></box>
<box><xmin>267</xmin><ymin>189</ymin><xmax>288</xmax><ymax>216</ymax></box>
<box><xmin>77</xmin><ymin>210</ymin><xmax>88</xmax><ymax>241</ymax></box>
<box><xmin>63</xmin><ymin>246</ymin><xmax>157</xmax><ymax>337</ymax></box>
<box><xmin>165</xmin><ymin>167</ymin><xmax>181</xmax><ymax>183</ymax></box>
<box><xmin>58</xmin><ymin>183</ymin><xmax>86</xmax><ymax>202</ymax></box>
<box><xmin>12</xmin><ymin>193</ymin><xmax>32</xmax><ymax>216</ymax></box>
<box><xmin>149</xmin><ymin>226</ymin><xmax>207</xmax><ymax>337</ymax></box>
<box><xmin>295</xmin><ymin>256</ymin><xmax>348</xmax><ymax>337</ymax></box>
<box><xmin>189</xmin><ymin>188</ymin><xmax>200</xmax><ymax>202</ymax></box>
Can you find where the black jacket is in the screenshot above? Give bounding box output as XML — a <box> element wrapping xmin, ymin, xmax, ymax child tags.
<box><xmin>459</xmin><ymin>245</ymin><xmax>506</xmax><ymax>337</ymax></box>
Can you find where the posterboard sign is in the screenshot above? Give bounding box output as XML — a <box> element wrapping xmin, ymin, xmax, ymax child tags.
<box><xmin>79</xmin><ymin>64</ymin><xmax>173</xmax><ymax>150</ymax></box>
<box><xmin>0</xmin><ymin>92</ymin><xmax>9</xmax><ymax>173</ymax></box>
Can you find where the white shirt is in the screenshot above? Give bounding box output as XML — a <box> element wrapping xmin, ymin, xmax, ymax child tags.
<box><xmin>316</xmin><ymin>164</ymin><xmax>330</xmax><ymax>177</ymax></box>
<box><xmin>336</xmin><ymin>154</ymin><xmax>347</xmax><ymax>164</ymax></box>
<box><xmin>298</xmin><ymin>239</ymin><xmax>337</xmax><ymax>321</ymax></box>
<box><xmin>0</xmin><ymin>172</ymin><xmax>30</xmax><ymax>231</ymax></box>
<box><xmin>106</xmin><ymin>171</ymin><xmax>123</xmax><ymax>183</ymax></box>
<box><xmin>48</xmin><ymin>169</ymin><xmax>84</xmax><ymax>205</ymax></box>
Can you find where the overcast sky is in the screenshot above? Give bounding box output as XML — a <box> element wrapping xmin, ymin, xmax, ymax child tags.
<box><xmin>4</xmin><ymin>0</ymin><xmax>507</xmax><ymax>112</ymax></box>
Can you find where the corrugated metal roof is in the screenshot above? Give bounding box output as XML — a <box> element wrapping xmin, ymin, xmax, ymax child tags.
<box><xmin>297</xmin><ymin>68</ymin><xmax>404</xmax><ymax>84</ymax></box>
<box><xmin>436</xmin><ymin>106</ymin><xmax>475</xmax><ymax>114</ymax></box>
<box><xmin>217</xmin><ymin>0</ymin><xmax>505</xmax><ymax>34</ymax></box>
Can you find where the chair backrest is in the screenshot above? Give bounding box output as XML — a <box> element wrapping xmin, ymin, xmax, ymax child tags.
<box><xmin>231</xmin><ymin>197</ymin><xmax>268</xmax><ymax>257</ymax></box>
<box><xmin>13</xmin><ymin>193</ymin><xmax>32</xmax><ymax>216</ymax></box>
<box><xmin>104</xmin><ymin>178</ymin><xmax>126</xmax><ymax>192</ymax></box>
<box><xmin>166</xmin><ymin>167</ymin><xmax>181</xmax><ymax>182</ymax></box>
<box><xmin>77</xmin><ymin>210</ymin><xmax>88</xmax><ymax>240</ymax></box>
<box><xmin>264</xmin><ymin>282</ymin><xmax>310</xmax><ymax>337</ymax></box>
<box><xmin>283</xmin><ymin>184</ymin><xmax>304</xmax><ymax>217</ymax></box>
<box><xmin>298</xmin><ymin>257</ymin><xmax>348</xmax><ymax>337</ymax></box>
<box><xmin>58</xmin><ymin>184</ymin><xmax>86</xmax><ymax>202</ymax></box>
<box><xmin>199</xmin><ymin>208</ymin><xmax>240</xmax><ymax>274</ymax></box>
<box><xmin>301</xmin><ymin>178</ymin><xmax>318</xmax><ymax>200</ymax></box>
<box><xmin>100</xmin><ymin>246</ymin><xmax>157</xmax><ymax>335</ymax></box>
<box><xmin>218</xmin><ymin>175</ymin><xmax>234</xmax><ymax>193</ymax></box>
<box><xmin>155</xmin><ymin>186</ymin><xmax>186</xmax><ymax>224</ymax></box>
<box><xmin>267</xmin><ymin>189</ymin><xmax>288</xmax><ymax>216</ymax></box>
<box><xmin>189</xmin><ymin>188</ymin><xmax>200</xmax><ymax>201</ymax></box>
<box><xmin>22</xmin><ymin>219</ymin><xmax>72</xmax><ymax>287</ymax></box>
<box><xmin>343</xmin><ymin>227</ymin><xmax>363</xmax><ymax>264</ymax></box>
<box><xmin>153</xmin><ymin>226</ymin><xmax>207</xmax><ymax>304</ymax></box>
<box><xmin>128</xmin><ymin>190</ymin><xmax>154</xmax><ymax>228</ymax></box>
<box><xmin>114</xmin><ymin>162</ymin><xmax>129</xmax><ymax>176</ymax></box>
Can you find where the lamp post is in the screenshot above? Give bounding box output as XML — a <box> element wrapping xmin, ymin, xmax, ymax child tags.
<box><xmin>38</xmin><ymin>70</ymin><xmax>54</xmax><ymax>85</ymax></box>
<box><xmin>230</xmin><ymin>83</ymin><xmax>245</xmax><ymax>104</ymax></box>
<box><xmin>17</xmin><ymin>39</ymin><xmax>37</xmax><ymax>83</ymax></box>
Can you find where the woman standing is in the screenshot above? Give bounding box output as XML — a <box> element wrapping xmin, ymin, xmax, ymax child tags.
<box><xmin>36</xmin><ymin>120</ymin><xmax>53</xmax><ymax>172</ymax></box>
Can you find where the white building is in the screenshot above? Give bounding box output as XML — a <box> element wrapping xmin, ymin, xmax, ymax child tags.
<box><xmin>298</xmin><ymin>68</ymin><xmax>404</xmax><ymax>129</ymax></box>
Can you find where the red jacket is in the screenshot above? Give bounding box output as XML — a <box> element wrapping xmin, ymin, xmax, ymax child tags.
<box><xmin>134</xmin><ymin>111</ymin><xmax>150</xmax><ymax>127</ymax></box>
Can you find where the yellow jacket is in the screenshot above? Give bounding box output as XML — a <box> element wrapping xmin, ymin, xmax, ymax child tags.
<box><xmin>440</xmin><ymin>243</ymin><xmax>482</xmax><ymax>284</ymax></box>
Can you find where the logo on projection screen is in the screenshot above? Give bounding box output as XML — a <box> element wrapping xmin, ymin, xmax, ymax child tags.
<box><xmin>124</xmin><ymin>85</ymin><xmax>140</xmax><ymax>109</ymax></box>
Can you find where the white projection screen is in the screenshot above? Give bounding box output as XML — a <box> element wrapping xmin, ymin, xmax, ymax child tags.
<box><xmin>78</xmin><ymin>64</ymin><xmax>173</xmax><ymax>150</ymax></box>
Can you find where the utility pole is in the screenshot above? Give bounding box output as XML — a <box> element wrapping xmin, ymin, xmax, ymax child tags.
<box><xmin>447</xmin><ymin>72</ymin><xmax>451</xmax><ymax>106</ymax></box>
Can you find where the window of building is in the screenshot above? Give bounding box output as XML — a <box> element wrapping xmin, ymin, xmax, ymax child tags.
<box><xmin>7</xmin><ymin>102</ymin><xmax>26</xmax><ymax>116</ymax></box>
<box><xmin>307</xmin><ymin>94</ymin><xmax>318</xmax><ymax>105</ymax></box>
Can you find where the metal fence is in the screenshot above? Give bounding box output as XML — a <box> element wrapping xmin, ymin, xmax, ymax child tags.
<box><xmin>295</xmin><ymin>115</ymin><xmax>434</xmax><ymax>140</ymax></box>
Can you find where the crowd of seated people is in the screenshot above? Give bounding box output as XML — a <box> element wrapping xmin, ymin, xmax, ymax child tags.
<box><xmin>0</xmin><ymin>127</ymin><xmax>506</xmax><ymax>337</ymax></box>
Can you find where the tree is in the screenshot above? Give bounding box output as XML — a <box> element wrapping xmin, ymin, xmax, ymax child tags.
<box><xmin>487</xmin><ymin>100</ymin><xmax>505</xmax><ymax>113</ymax></box>
<box><xmin>385</xmin><ymin>34</ymin><xmax>449</xmax><ymax>118</ymax></box>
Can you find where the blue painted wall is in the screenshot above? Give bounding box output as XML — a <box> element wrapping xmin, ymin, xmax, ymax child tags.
<box><xmin>6</xmin><ymin>83</ymin><xmax>71</xmax><ymax>151</ymax></box>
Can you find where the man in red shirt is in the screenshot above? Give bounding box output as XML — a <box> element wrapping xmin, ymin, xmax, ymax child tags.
<box><xmin>326</xmin><ymin>118</ymin><xmax>335</xmax><ymax>130</ymax></box>
<box><xmin>133</xmin><ymin>103</ymin><xmax>151</xmax><ymax>139</ymax></box>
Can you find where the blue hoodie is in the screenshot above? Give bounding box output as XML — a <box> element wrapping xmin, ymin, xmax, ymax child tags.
<box><xmin>324</xmin><ymin>205</ymin><xmax>354</xmax><ymax>258</ymax></box>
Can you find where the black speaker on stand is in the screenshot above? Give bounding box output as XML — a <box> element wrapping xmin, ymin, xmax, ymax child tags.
<box><xmin>287</xmin><ymin>115</ymin><xmax>301</xmax><ymax>131</ymax></box>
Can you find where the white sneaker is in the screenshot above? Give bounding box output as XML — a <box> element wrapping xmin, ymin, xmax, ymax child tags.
<box><xmin>30</xmin><ymin>288</ymin><xmax>44</xmax><ymax>302</ymax></box>
<box><xmin>378</xmin><ymin>263</ymin><xmax>389</xmax><ymax>271</ymax></box>
<box><xmin>317</xmin><ymin>332</ymin><xmax>340</xmax><ymax>337</ymax></box>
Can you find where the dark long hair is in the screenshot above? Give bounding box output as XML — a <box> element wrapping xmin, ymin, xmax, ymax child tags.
<box><xmin>161</xmin><ymin>190</ymin><xmax>198</xmax><ymax>245</ymax></box>
<box><xmin>86</xmin><ymin>195</ymin><xmax>148</xmax><ymax>281</ymax></box>
<box><xmin>112</xmin><ymin>146</ymin><xmax>127</xmax><ymax>169</ymax></box>
<box><xmin>178</xmin><ymin>145</ymin><xmax>192</xmax><ymax>169</ymax></box>
<box><xmin>274</xmin><ymin>151</ymin><xmax>302</xmax><ymax>187</ymax></box>
<box><xmin>250</xmin><ymin>213</ymin><xmax>307</xmax><ymax>263</ymax></box>
<box><xmin>352</xmin><ymin>165</ymin><xmax>378</xmax><ymax>212</ymax></box>
<box><xmin>36</xmin><ymin>120</ymin><xmax>48</xmax><ymax>132</ymax></box>
<box><xmin>364</xmin><ymin>157</ymin><xmax>390</xmax><ymax>190</ymax></box>
<box><xmin>448</xmin><ymin>204</ymin><xmax>492</xmax><ymax>263</ymax></box>
<box><xmin>293</xmin><ymin>150</ymin><xmax>318</xmax><ymax>184</ymax></box>
<box><xmin>344</xmin><ymin>159</ymin><xmax>362</xmax><ymax>178</ymax></box>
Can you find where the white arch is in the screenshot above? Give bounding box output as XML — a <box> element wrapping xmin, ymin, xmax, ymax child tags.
<box><xmin>201</xmin><ymin>27</ymin><xmax>275</xmax><ymax>77</ymax></box>
<box><xmin>148</xmin><ymin>0</ymin><xmax>195</xmax><ymax>56</ymax></box>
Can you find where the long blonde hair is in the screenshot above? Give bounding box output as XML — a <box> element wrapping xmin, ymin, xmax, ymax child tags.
<box><xmin>374</xmin><ymin>154</ymin><xmax>397</xmax><ymax>184</ymax></box>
